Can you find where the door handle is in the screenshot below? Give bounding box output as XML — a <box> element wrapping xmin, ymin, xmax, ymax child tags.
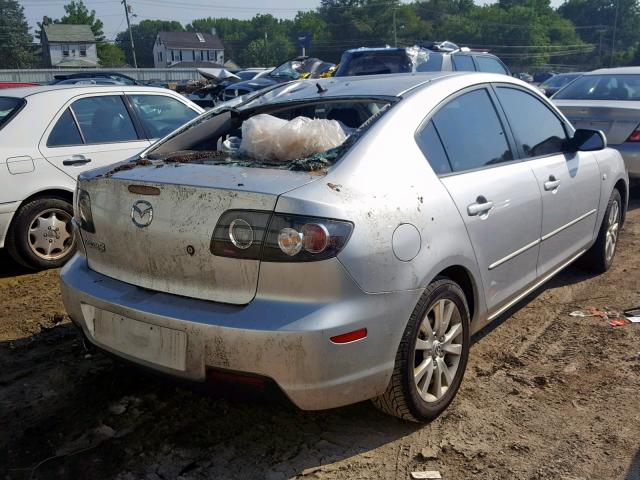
<box><xmin>63</xmin><ymin>155</ymin><xmax>92</xmax><ymax>166</ymax></box>
<box><xmin>467</xmin><ymin>196</ymin><xmax>494</xmax><ymax>216</ymax></box>
<box><xmin>544</xmin><ymin>176</ymin><xmax>560</xmax><ymax>191</ymax></box>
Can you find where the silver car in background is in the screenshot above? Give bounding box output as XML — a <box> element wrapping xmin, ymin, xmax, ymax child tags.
<box><xmin>553</xmin><ymin>67</ymin><xmax>640</xmax><ymax>178</ymax></box>
<box><xmin>60</xmin><ymin>72</ymin><xmax>628</xmax><ymax>422</ymax></box>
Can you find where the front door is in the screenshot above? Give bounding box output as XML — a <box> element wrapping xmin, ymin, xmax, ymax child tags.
<box><xmin>39</xmin><ymin>94</ymin><xmax>150</xmax><ymax>178</ymax></box>
<box><xmin>492</xmin><ymin>85</ymin><xmax>601</xmax><ymax>277</ymax></box>
<box><xmin>429</xmin><ymin>87</ymin><xmax>543</xmax><ymax>314</ymax></box>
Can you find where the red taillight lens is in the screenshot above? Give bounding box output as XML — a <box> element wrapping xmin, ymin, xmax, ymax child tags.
<box><xmin>302</xmin><ymin>223</ymin><xmax>329</xmax><ymax>254</ymax></box>
<box><xmin>627</xmin><ymin>127</ymin><xmax>640</xmax><ymax>142</ymax></box>
<box><xmin>330</xmin><ymin>328</ymin><xmax>367</xmax><ymax>344</ymax></box>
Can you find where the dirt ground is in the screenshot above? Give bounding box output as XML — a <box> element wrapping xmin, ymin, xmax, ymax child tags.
<box><xmin>1</xmin><ymin>188</ymin><xmax>639</xmax><ymax>480</ymax></box>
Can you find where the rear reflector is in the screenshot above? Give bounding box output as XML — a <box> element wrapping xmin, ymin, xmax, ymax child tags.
<box><xmin>627</xmin><ymin>129</ymin><xmax>640</xmax><ymax>142</ymax></box>
<box><xmin>330</xmin><ymin>328</ymin><xmax>367</xmax><ymax>344</ymax></box>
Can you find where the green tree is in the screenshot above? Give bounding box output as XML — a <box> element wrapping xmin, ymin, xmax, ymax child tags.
<box><xmin>97</xmin><ymin>43</ymin><xmax>125</xmax><ymax>67</ymax></box>
<box><xmin>559</xmin><ymin>0</ymin><xmax>640</xmax><ymax>67</ymax></box>
<box><xmin>116</xmin><ymin>20</ymin><xmax>184</xmax><ymax>67</ymax></box>
<box><xmin>0</xmin><ymin>0</ymin><xmax>34</xmax><ymax>68</ymax></box>
<box><xmin>60</xmin><ymin>0</ymin><xmax>104</xmax><ymax>41</ymax></box>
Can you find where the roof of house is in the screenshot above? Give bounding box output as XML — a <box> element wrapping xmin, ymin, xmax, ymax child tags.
<box><xmin>169</xmin><ymin>61</ymin><xmax>225</xmax><ymax>69</ymax></box>
<box><xmin>55</xmin><ymin>59</ymin><xmax>98</xmax><ymax>68</ymax></box>
<box><xmin>43</xmin><ymin>24</ymin><xmax>95</xmax><ymax>43</ymax></box>
<box><xmin>158</xmin><ymin>31</ymin><xmax>224</xmax><ymax>50</ymax></box>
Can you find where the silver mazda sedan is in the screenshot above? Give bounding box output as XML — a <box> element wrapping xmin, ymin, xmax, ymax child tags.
<box><xmin>60</xmin><ymin>72</ymin><xmax>628</xmax><ymax>422</ymax></box>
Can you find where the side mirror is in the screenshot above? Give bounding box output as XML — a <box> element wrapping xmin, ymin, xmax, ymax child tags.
<box><xmin>568</xmin><ymin>128</ymin><xmax>607</xmax><ymax>152</ymax></box>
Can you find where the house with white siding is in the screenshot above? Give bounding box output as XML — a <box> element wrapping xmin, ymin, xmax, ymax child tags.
<box><xmin>153</xmin><ymin>31</ymin><xmax>225</xmax><ymax>68</ymax></box>
<box><xmin>41</xmin><ymin>23</ymin><xmax>98</xmax><ymax>68</ymax></box>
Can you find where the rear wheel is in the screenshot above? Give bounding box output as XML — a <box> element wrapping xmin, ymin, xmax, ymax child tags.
<box><xmin>579</xmin><ymin>189</ymin><xmax>622</xmax><ymax>273</ymax></box>
<box><xmin>6</xmin><ymin>197</ymin><xmax>75</xmax><ymax>270</ymax></box>
<box><xmin>372</xmin><ymin>278</ymin><xmax>470</xmax><ymax>422</ymax></box>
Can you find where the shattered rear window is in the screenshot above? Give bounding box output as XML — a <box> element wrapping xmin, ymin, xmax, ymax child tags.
<box><xmin>144</xmin><ymin>98</ymin><xmax>394</xmax><ymax>173</ymax></box>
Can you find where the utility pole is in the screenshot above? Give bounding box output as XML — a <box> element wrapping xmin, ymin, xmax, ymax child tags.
<box><xmin>122</xmin><ymin>0</ymin><xmax>137</xmax><ymax>68</ymax></box>
<box><xmin>393</xmin><ymin>8</ymin><xmax>397</xmax><ymax>47</ymax></box>
<box><xmin>597</xmin><ymin>27</ymin><xmax>606</xmax><ymax>67</ymax></box>
<box><xmin>264</xmin><ymin>30</ymin><xmax>268</xmax><ymax>67</ymax></box>
<box><xmin>610</xmin><ymin>0</ymin><xmax>619</xmax><ymax>67</ymax></box>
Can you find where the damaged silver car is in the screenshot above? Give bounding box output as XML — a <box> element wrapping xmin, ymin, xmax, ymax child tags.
<box><xmin>60</xmin><ymin>72</ymin><xmax>628</xmax><ymax>421</ymax></box>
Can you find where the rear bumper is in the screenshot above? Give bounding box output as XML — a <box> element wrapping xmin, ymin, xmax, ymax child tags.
<box><xmin>612</xmin><ymin>143</ymin><xmax>640</xmax><ymax>178</ymax></box>
<box><xmin>60</xmin><ymin>254</ymin><xmax>421</xmax><ymax>410</ymax></box>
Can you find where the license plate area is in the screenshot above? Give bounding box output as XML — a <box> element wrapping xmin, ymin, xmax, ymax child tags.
<box><xmin>93</xmin><ymin>310</ymin><xmax>187</xmax><ymax>371</ymax></box>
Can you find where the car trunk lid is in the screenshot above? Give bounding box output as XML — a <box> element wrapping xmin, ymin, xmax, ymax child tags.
<box><xmin>80</xmin><ymin>163</ymin><xmax>317</xmax><ymax>304</ymax></box>
<box><xmin>555</xmin><ymin>100</ymin><xmax>640</xmax><ymax>145</ymax></box>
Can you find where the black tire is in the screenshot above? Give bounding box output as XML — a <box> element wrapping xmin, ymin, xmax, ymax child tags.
<box><xmin>6</xmin><ymin>196</ymin><xmax>75</xmax><ymax>270</ymax></box>
<box><xmin>372</xmin><ymin>277</ymin><xmax>470</xmax><ymax>422</ymax></box>
<box><xmin>578</xmin><ymin>188</ymin><xmax>622</xmax><ymax>274</ymax></box>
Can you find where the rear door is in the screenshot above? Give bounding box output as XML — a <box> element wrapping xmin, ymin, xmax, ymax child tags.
<box><xmin>425</xmin><ymin>86</ymin><xmax>543</xmax><ymax>314</ymax></box>
<box><xmin>39</xmin><ymin>93</ymin><xmax>150</xmax><ymax>178</ymax></box>
<box><xmin>494</xmin><ymin>85</ymin><xmax>601</xmax><ymax>277</ymax></box>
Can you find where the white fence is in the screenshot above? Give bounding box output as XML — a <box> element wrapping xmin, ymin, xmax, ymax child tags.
<box><xmin>0</xmin><ymin>68</ymin><xmax>202</xmax><ymax>83</ymax></box>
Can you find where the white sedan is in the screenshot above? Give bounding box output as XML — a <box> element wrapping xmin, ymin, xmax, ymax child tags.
<box><xmin>0</xmin><ymin>85</ymin><xmax>203</xmax><ymax>269</ymax></box>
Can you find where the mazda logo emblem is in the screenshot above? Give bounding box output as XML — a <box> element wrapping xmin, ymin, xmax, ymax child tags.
<box><xmin>131</xmin><ymin>200</ymin><xmax>153</xmax><ymax>228</ymax></box>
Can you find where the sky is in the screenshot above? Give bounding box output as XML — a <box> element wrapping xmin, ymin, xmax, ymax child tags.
<box><xmin>21</xmin><ymin>0</ymin><xmax>564</xmax><ymax>42</ymax></box>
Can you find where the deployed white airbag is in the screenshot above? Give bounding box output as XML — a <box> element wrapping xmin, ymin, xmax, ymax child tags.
<box><xmin>239</xmin><ymin>114</ymin><xmax>350</xmax><ymax>162</ymax></box>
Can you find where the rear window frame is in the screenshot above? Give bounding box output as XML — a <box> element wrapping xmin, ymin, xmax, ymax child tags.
<box><xmin>0</xmin><ymin>97</ymin><xmax>26</xmax><ymax>131</ymax></box>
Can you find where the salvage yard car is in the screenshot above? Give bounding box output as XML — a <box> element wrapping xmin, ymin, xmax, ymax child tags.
<box><xmin>0</xmin><ymin>85</ymin><xmax>203</xmax><ymax>269</ymax></box>
<box><xmin>60</xmin><ymin>72</ymin><xmax>628</xmax><ymax>422</ymax></box>
<box><xmin>553</xmin><ymin>67</ymin><xmax>640</xmax><ymax>179</ymax></box>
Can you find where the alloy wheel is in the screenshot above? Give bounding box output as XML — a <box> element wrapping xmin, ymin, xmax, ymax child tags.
<box><xmin>605</xmin><ymin>199</ymin><xmax>620</xmax><ymax>263</ymax></box>
<box><xmin>28</xmin><ymin>208</ymin><xmax>74</xmax><ymax>261</ymax></box>
<box><xmin>413</xmin><ymin>298</ymin><xmax>463</xmax><ymax>402</ymax></box>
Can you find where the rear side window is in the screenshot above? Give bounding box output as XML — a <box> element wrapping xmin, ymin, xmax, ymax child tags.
<box><xmin>432</xmin><ymin>89</ymin><xmax>513</xmax><ymax>172</ymax></box>
<box><xmin>0</xmin><ymin>97</ymin><xmax>25</xmax><ymax>130</ymax></box>
<box><xmin>495</xmin><ymin>87</ymin><xmax>568</xmax><ymax>158</ymax></box>
<box><xmin>476</xmin><ymin>56</ymin><xmax>508</xmax><ymax>75</ymax></box>
<box><xmin>416</xmin><ymin>53</ymin><xmax>443</xmax><ymax>72</ymax></box>
<box><xmin>47</xmin><ymin>109</ymin><xmax>83</xmax><ymax>146</ymax></box>
<box><xmin>416</xmin><ymin>121</ymin><xmax>451</xmax><ymax>174</ymax></box>
<box><xmin>452</xmin><ymin>55</ymin><xmax>476</xmax><ymax>71</ymax></box>
<box><xmin>71</xmin><ymin>95</ymin><xmax>139</xmax><ymax>144</ymax></box>
<box><xmin>129</xmin><ymin>95</ymin><xmax>198</xmax><ymax>138</ymax></box>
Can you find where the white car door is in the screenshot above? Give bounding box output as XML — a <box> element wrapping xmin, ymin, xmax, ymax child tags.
<box><xmin>39</xmin><ymin>93</ymin><xmax>151</xmax><ymax>178</ymax></box>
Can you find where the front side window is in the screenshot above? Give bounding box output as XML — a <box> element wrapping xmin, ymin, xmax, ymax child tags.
<box><xmin>554</xmin><ymin>74</ymin><xmax>640</xmax><ymax>101</ymax></box>
<box><xmin>47</xmin><ymin>109</ymin><xmax>83</xmax><ymax>147</ymax></box>
<box><xmin>476</xmin><ymin>56</ymin><xmax>507</xmax><ymax>75</ymax></box>
<box><xmin>452</xmin><ymin>54</ymin><xmax>476</xmax><ymax>72</ymax></box>
<box><xmin>129</xmin><ymin>95</ymin><xmax>199</xmax><ymax>138</ymax></box>
<box><xmin>70</xmin><ymin>96</ymin><xmax>138</xmax><ymax>144</ymax></box>
<box><xmin>432</xmin><ymin>89</ymin><xmax>513</xmax><ymax>172</ymax></box>
<box><xmin>495</xmin><ymin>87</ymin><xmax>567</xmax><ymax>158</ymax></box>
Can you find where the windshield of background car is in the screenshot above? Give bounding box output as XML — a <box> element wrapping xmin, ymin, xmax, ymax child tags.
<box><xmin>236</xmin><ymin>71</ymin><xmax>259</xmax><ymax>81</ymax></box>
<box><xmin>270</xmin><ymin>61</ymin><xmax>301</xmax><ymax>80</ymax></box>
<box><xmin>554</xmin><ymin>74</ymin><xmax>640</xmax><ymax>101</ymax></box>
<box><xmin>541</xmin><ymin>74</ymin><xmax>579</xmax><ymax>89</ymax></box>
<box><xmin>336</xmin><ymin>51</ymin><xmax>412</xmax><ymax>76</ymax></box>
<box><xmin>0</xmin><ymin>97</ymin><xmax>25</xmax><ymax>129</ymax></box>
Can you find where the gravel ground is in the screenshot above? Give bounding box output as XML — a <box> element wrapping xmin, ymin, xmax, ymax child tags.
<box><xmin>1</xmin><ymin>186</ymin><xmax>639</xmax><ymax>480</ymax></box>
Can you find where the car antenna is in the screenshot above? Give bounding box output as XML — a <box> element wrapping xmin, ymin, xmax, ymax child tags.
<box><xmin>316</xmin><ymin>82</ymin><xmax>328</xmax><ymax>94</ymax></box>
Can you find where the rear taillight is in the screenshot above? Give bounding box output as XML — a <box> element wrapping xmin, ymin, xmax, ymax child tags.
<box><xmin>627</xmin><ymin>126</ymin><xmax>640</xmax><ymax>142</ymax></box>
<box><xmin>76</xmin><ymin>189</ymin><xmax>95</xmax><ymax>233</ymax></box>
<box><xmin>211</xmin><ymin>210</ymin><xmax>353</xmax><ymax>262</ymax></box>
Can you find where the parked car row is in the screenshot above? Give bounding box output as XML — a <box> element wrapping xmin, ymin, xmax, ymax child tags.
<box><xmin>0</xmin><ymin>59</ymin><xmax>634</xmax><ymax>423</ymax></box>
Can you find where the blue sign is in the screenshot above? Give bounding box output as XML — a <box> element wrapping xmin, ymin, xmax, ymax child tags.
<box><xmin>298</xmin><ymin>33</ymin><xmax>312</xmax><ymax>49</ymax></box>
